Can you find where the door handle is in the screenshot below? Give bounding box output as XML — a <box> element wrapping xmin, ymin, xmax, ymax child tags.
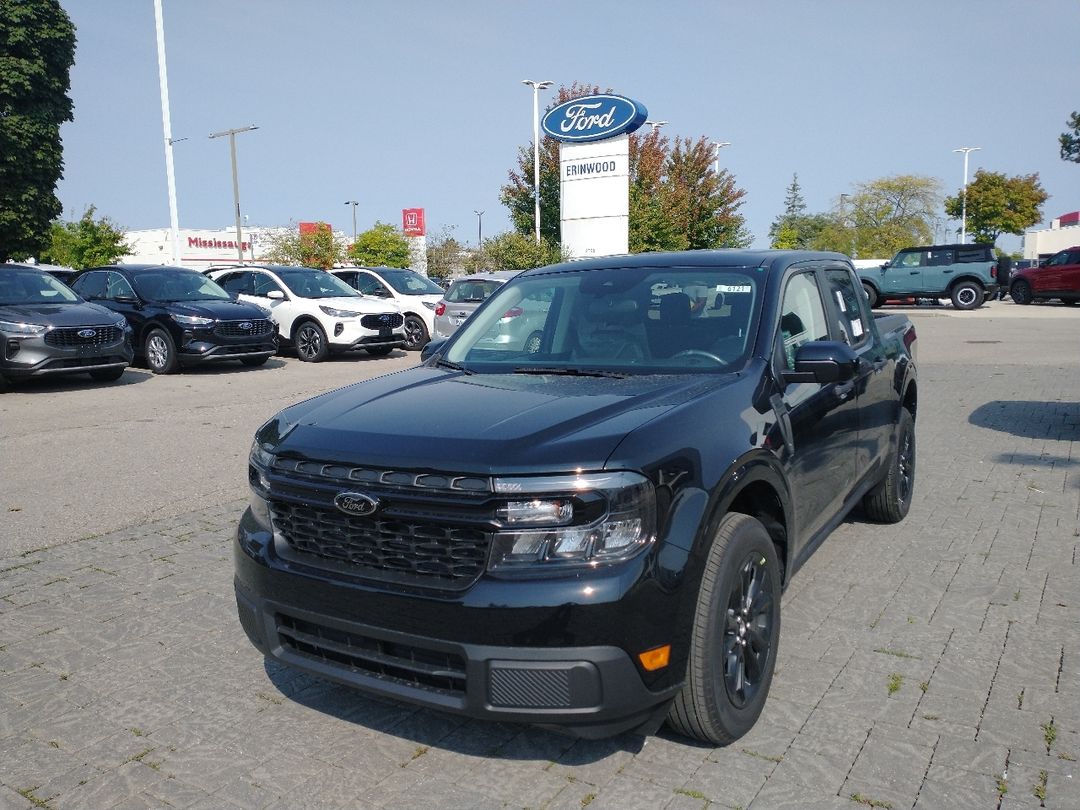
<box><xmin>835</xmin><ymin>381</ymin><xmax>855</xmax><ymax>400</ymax></box>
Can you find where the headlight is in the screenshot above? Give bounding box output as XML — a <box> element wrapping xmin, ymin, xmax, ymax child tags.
<box><xmin>172</xmin><ymin>314</ymin><xmax>213</xmax><ymax>326</ymax></box>
<box><xmin>113</xmin><ymin>317</ymin><xmax>129</xmax><ymax>329</ymax></box>
<box><xmin>0</xmin><ymin>320</ymin><xmax>47</xmax><ymax>335</ymax></box>
<box><xmin>247</xmin><ymin>441</ymin><xmax>276</xmax><ymax>531</ymax></box>
<box><xmin>319</xmin><ymin>305</ymin><xmax>362</xmax><ymax>318</ymax></box>
<box><xmin>488</xmin><ymin>471</ymin><xmax>655</xmax><ymax>574</ymax></box>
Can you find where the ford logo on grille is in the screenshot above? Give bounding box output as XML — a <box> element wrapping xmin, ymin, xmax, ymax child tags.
<box><xmin>378</xmin><ymin>314</ymin><xmax>390</xmax><ymax>324</ymax></box>
<box><xmin>334</xmin><ymin>492</ymin><xmax>380</xmax><ymax>516</ymax></box>
<box><xmin>77</xmin><ymin>329</ymin><xmax>97</xmax><ymax>338</ymax></box>
<box><xmin>239</xmin><ymin>321</ymin><xmax>253</xmax><ymax>330</ymax></box>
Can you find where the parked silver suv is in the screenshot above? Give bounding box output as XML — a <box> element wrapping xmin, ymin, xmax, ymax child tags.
<box><xmin>432</xmin><ymin>270</ymin><xmax>521</xmax><ymax>340</ymax></box>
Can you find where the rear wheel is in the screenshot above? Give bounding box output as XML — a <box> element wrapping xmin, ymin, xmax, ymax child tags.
<box><xmin>1010</xmin><ymin>280</ymin><xmax>1033</xmax><ymax>305</ymax></box>
<box><xmin>862</xmin><ymin>408</ymin><xmax>915</xmax><ymax>523</ymax></box>
<box><xmin>294</xmin><ymin>321</ymin><xmax>328</xmax><ymax>362</ymax></box>
<box><xmin>402</xmin><ymin>315</ymin><xmax>429</xmax><ymax>351</ymax></box>
<box><xmin>667</xmin><ymin>513</ymin><xmax>781</xmax><ymax>745</ymax></box>
<box><xmin>950</xmin><ymin>280</ymin><xmax>983</xmax><ymax>310</ymax></box>
<box><xmin>524</xmin><ymin>330</ymin><xmax>543</xmax><ymax>353</ymax></box>
<box><xmin>89</xmin><ymin>367</ymin><xmax>125</xmax><ymax>382</ymax></box>
<box><xmin>862</xmin><ymin>283</ymin><xmax>879</xmax><ymax>309</ymax></box>
<box><xmin>145</xmin><ymin>328</ymin><xmax>179</xmax><ymax>374</ymax></box>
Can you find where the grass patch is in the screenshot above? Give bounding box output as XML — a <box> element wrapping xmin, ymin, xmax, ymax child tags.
<box><xmin>1058</xmin><ymin>751</ymin><xmax>1076</xmax><ymax>762</ymax></box>
<box><xmin>996</xmin><ymin>777</ymin><xmax>1008</xmax><ymax>796</ymax></box>
<box><xmin>919</xmin><ymin>681</ymin><xmax>929</xmax><ymax>693</ymax></box>
<box><xmin>581</xmin><ymin>794</ymin><xmax>596</xmax><ymax>807</ymax></box>
<box><xmin>887</xmin><ymin>673</ymin><xmax>903</xmax><ymax>696</ymax></box>
<box><xmin>675</xmin><ymin>788</ymin><xmax>707</xmax><ymax>799</ymax></box>
<box><xmin>873</xmin><ymin>647</ymin><xmax>921</xmax><ymax>660</ymax></box>
<box><xmin>850</xmin><ymin>793</ymin><xmax>892</xmax><ymax>808</ymax></box>
<box><xmin>1043</xmin><ymin>719</ymin><xmax>1057</xmax><ymax>753</ymax></box>
<box><xmin>740</xmin><ymin>747</ymin><xmax>783</xmax><ymax>763</ymax></box>
<box><xmin>921</xmin><ymin>713</ymin><xmax>939</xmax><ymax>720</ymax></box>
<box><xmin>401</xmin><ymin>745</ymin><xmax>428</xmax><ymax>766</ymax></box>
<box><xmin>1018</xmin><ymin>688</ymin><xmax>1025</xmax><ymax>709</ymax></box>
<box><xmin>123</xmin><ymin>747</ymin><xmax>154</xmax><ymax>765</ymax></box>
<box><xmin>1033</xmin><ymin>769</ymin><xmax>1047</xmax><ymax>801</ymax></box>
<box><xmin>16</xmin><ymin>786</ymin><xmax>50</xmax><ymax>808</ymax></box>
<box><xmin>130</xmin><ymin>728</ymin><xmax>145</xmax><ymax>737</ymax></box>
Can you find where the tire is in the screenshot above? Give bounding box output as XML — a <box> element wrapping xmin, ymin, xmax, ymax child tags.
<box><xmin>524</xmin><ymin>330</ymin><xmax>543</xmax><ymax>353</ymax></box>
<box><xmin>402</xmin><ymin>315</ymin><xmax>429</xmax><ymax>351</ymax></box>
<box><xmin>950</xmin><ymin>281</ymin><xmax>983</xmax><ymax>310</ymax></box>
<box><xmin>241</xmin><ymin>356</ymin><xmax>269</xmax><ymax>367</ymax></box>
<box><xmin>667</xmin><ymin>513</ymin><xmax>781</xmax><ymax>745</ymax></box>
<box><xmin>862</xmin><ymin>283</ymin><xmax>880</xmax><ymax>309</ymax></box>
<box><xmin>294</xmin><ymin>321</ymin><xmax>328</xmax><ymax>362</ymax></box>
<box><xmin>861</xmin><ymin>407</ymin><xmax>915</xmax><ymax>523</ymax></box>
<box><xmin>89</xmin><ymin>367</ymin><xmax>125</xmax><ymax>382</ymax></box>
<box><xmin>1010</xmin><ymin>280</ymin><xmax>1033</xmax><ymax>305</ymax></box>
<box><xmin>144</xmin><ymin>328</ymin><xmax>179</xmax><ymax>374</ymax></box>
<box><xmin>365</xmin><ymin>345</ymin><xmax>394</xmax><ymax>357</ymax></box>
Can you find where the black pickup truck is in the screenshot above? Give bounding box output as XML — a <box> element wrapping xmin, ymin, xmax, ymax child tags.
<box><xmin>234</xmin><ymin>250</ymin><xmax>918</xmax><ymax>745</ymax></box>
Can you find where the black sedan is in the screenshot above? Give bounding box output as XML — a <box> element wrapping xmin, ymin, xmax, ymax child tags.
<box><xmin>0</xmin><ymin>264</ymin><xmax>133</xmax><ymax>386</ymax></box>
<box><xmin>70</xmin><ymin>265</ymin><xmax>277</xmax><ymax>374</ymax></box>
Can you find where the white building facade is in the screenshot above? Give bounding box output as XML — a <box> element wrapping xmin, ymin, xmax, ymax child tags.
<box><xmin>1021</xmin><ymin>212</ymin><xmax>1080</xmax><ymax>259</ymax></box>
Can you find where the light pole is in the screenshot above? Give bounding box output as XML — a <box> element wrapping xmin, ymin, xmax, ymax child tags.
<box><xmin>209</xmin><ymin>124</ymin><xmax>258</xmax><ymax>263</ymax></box>
<box><xmin>344</xmin><ymin>200</ymin><xmax>359</xmax><ymax>243</ymax></box>
<box><xmin>952</xmin><ymin>146</ymin><xmax>981</xmax><ymax>244</ymax></box>
<box><xmin>645</xmin><ymin>119</ymin><xmax>668</xmax><ymax>135</ymax></box>
<box><xmin>710</xmin><ymin>141</ymin><xmax>732</xmax><ymax>175</ymax></box>
<box><xmin>153</xmin><ymin>0</ymin><xmax>180</xmax><ymax>264</ymax></box>
<box><xmin>840</xmin><ymin>193</ymin><xmax>855</xmax><ymax>257</ymax></box>
<box><xmin>473</xmin><ymin>210</ymin><xmax>484</xmax><ymax>245</ymax></box>
<box><xmin>522</xmin><ymin>79</ymin><xmax>553</xmax><ymax>243</ymax></box>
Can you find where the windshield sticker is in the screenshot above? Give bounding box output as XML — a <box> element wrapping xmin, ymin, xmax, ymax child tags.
<box><xmin>716</xmin><ymin>285</ymin><xmax>752</xmax><ymax>293</ymax></box>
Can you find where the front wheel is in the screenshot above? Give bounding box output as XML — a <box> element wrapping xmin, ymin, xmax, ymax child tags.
<box><xmin>950</xmin><ymin>281</ymin><xmax>984</xmax><ymax>310</ymax></box>
<box><xmin>861</xmin><ymin>407</ymin><xmax>915</xmax><ymax>523</ymax></box>
<box><xmin>294</xmin><ymin>321</ymin><xmax>329</xmax><ymax>362</ymax></box>
<box><xmin>1010</xmin><ymin>280</ymin><xmax>1033</xmax><ymax>305</ymax></box>
<box><xmin>667</xmin><ymin>513</ymin><xmax>781</xmax><ymax>745</ymax></box>
<box><xmin>862</xmin><ymin>283</ymin><xmax>880</xmax><ymax>309</ymax></box>
<box><xmin>145</xmin><ymin>328</ymin><xmax>179</xmax><ymax>374</ymax></box>
<box><xmin>402</xmin><ymin>315</ymin><xmax>429</xmax><ymax>351</ymax></box>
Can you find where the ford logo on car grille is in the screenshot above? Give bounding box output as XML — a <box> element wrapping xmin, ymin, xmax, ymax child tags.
<box><xmin>378</xmin><ymin>314</ymin><xmax>390</xmax><ymax>324</ymax></box>
<box><xmin>239</xmin><ymin>321</ymin><xmax>253</xmax><ymax>330</ymax></box>
<box><xmin>334</xmin><ymin>491</ymin><xmax>380</xmax><ymax>516</ymax></box>
<box><xmin>77</xmin><ymin>329</ymin><xmax>97</xmax><ymax>338</ymax></box>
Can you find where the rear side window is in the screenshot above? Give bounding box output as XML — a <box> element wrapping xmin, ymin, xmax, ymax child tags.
<box><xmin>956</xmin><ymin>247</ymin><xmax>990</xmax><ymax>263</ymax></box>
<box><xmin>825</xmin><ymin>269</ymin><xmax>869</xmax><ymax>347</ymax></box>
<box><xmin>927</xmin><ymin>249</ymin><xmax>955</xmax><ymax>266</ymax></box>
<box><xmin>72</xmin><ymin>271</ymin><xmax>107</xmax><ymax>299</ymax></box>
<box><xmin>446</xmin><ymin>280</ymin><xmax>501</xmax><ymax>303</ymax></box>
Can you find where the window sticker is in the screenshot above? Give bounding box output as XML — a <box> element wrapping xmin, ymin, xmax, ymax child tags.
<box><xmin>717</xmin><ymin>284</ymin><xmax>752</xmax><ymax>293</ymax></box>
<box><xmin>835</xmin><ymin>290</ymin><xmax>847</xmax><ymax>311</ymax></box>
<box><xmin>851</xmin><ymin>319</ymin><xmax>864</xmax><ymax>338</ymax></box>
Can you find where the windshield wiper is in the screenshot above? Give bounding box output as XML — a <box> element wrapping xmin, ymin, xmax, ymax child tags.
<box><xmin>513</xmin><ymin>366</ymin><xmax>627</xmax><ymax>379</ymax></box>
<box><xmin>435</xmin><ymin>359</ymin><xmax>474</xmax><ymax>375</ymax></box>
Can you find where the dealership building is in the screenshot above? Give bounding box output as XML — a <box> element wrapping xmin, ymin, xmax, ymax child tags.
<box><xmin>122</xmin><ymin>227</ymin><xmax>292</xmax><ymax>270</ymax></box>
<box><xmin>1021</xmin><ymin>211</ymin><xmax>1080</xmax><ymax>259</ymax></box>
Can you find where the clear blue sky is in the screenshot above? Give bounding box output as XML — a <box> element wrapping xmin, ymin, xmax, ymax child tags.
<box><xmin>57</xmin><ymin>0</ymin><xmax>1079</xmax><ymax>256</ymax></box>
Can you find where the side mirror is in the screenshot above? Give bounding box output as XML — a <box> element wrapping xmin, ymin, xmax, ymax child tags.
<box><xmin>113</xmin><ymin>295</ymin><xmax>139</xmax><ymax>306</ymax></box>
<box><xmin>421</xmin><ymin>338</ymin><xmax>447</xmax><ymax>362</ymax></box>
<box><xmin>880</xmin><ymin>261</ymin><xmax>891</xmax><ymax>270</ymax></box>
<box><xmin>266</xmin><ymin>290</ymin><xmax>285</xmax><ymax>300</ymax></box>
<box><xmin>782</xmin><ymin>341</ymin><xmax>859</xmax><ymax>385</ymax></box>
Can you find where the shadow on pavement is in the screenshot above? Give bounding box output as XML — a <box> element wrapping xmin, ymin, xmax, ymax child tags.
<box><xmin>968</xmin><ymin>400</ymin><xmax>1080</xmax><ymax>441</ymax></box>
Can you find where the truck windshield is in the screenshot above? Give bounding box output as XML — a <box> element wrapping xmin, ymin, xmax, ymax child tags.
<box><xmin>442</xmin><ymin>265</ymin><xmax>759</xmax><ymax>374</ymax></box>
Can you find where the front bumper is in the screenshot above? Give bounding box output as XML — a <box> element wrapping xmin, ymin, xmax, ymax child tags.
<box><xmin>178</xmin><ymin>339</ymin><xmax>277</xmax><ymax>366</ymax></box>
<box><xmin>233</xmin><ymin>508</ymin><xmax>689</xmax><ymax>737</ymax></box>
<box><xmin>0</xmin><ymin>331</ymin><xmax>132</xmax><ymax>378</ymax></box>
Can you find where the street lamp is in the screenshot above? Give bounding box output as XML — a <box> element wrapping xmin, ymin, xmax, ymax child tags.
<box><xmin>840</xmin><ymin>193</ymin><xmax>855</xmax><ymax>257</ymax></box>
<box><xmin>952</xmin><ymin>146</ymin><xmax>981</xmax><ymax>244</ymax></box>
<box><xmin>522</xmin><ymin>79</ymin><xmax>553</xmax><ymax>243</ymax></box>
<box><xmin>710</xmin><ymin>141</ymin><xmax>732</xmax><ymax>175</ymax></box>
<box><xmin>473</xmin><ymin>210</ymin><xmax>484</xmax><ymax>245</ymax></box>
<box><xmin>153</xmin><ymin>0</ymin><xmax>180</xmax><ymax>264</ymax></box>
<box><xmin>209</xmin><ymin>124</ymin><xmax>258</xmax><ymax>263</ymax></box>
<box><xmin>645</xmin><ymin>119</ymin><xmax>668</xmax><ymax>134</ymax></box>
<box><xmin>344</xmin><ymin>200</ymin><xmax>359</xmax><ymax>243</ymax></box>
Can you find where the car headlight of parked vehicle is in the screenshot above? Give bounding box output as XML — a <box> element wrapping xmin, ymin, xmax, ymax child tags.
<box><xmin>488</xmin><ymin>471</ymin><xmax>656</xmax><ymax>574</ymax></box>
<box><xmin>319</xmin><ymin>305</ymin><xmax>363</xmax><ymax>318</ymax></box>
<box><xmin>172</xmin><ymin>314</ymin><xmax>214</xmax><ymax>327</ymax></box>
<box><xmin>0</xmin><ymin>320</ymin><xmax>47</xmax><ymax>335</ymax></box>
<box><xmin>247</xmin><ymin>442</ymin><xmax>276</xmax><ymax>531</ymax></box>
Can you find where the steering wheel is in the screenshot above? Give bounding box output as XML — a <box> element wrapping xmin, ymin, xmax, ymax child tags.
<box><xmin>671</xmin><ymin>349</ymin><xmax>725</xmax><ymax>366</ymax></box>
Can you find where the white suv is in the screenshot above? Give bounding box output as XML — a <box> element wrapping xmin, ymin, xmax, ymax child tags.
<box><xmin>208</xmin><ymin>265</ymin><xmax>404</xmax><ymax>362</ymax></box>
<box><xmin>331</xmin><ymin>266</ymin><xmax>445</xmax><ymax>351</ymax></box>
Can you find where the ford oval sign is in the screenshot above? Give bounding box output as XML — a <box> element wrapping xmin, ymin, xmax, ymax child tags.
<box><xmin>541</xmin><ymin>94</ymin><xmax>648</xmax><ymax>143</ymax></box>
<box><xmin>334</xmin><ymin>492</ymin><xmax>380</xmax><ymax>517</ymax></box>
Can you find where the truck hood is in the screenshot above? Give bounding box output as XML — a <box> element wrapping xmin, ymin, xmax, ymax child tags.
<box><xmin>263</xmin><ymin>366</ymin><xmax>731</xmax><ymax>475</ymax></box>
<box><xmin>169</xmin><ymin>299</ymin><xmax>269</xmax><ymax>320</ymax></box>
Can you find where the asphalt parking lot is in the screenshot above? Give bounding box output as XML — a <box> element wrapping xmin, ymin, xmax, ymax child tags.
<box><xmin>1</xmin><ymin>300</ymin><xmax>1078</xmax><ymax>809</ymax></box>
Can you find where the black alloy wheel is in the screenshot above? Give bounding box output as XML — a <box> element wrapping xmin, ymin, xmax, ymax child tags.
<box><xmin>861</xmin><ymin>407</ymin><xmax>915</xmax><ymax>523</ymax></box>
<box><xmin>1010</xmin><ymin>280</ymin><xmax>1033</xmax><ymax>305</ymax></box>
<box><xmin>402</xmin><ymin>315</ymin><xmax>429</xmax><ymax>351</ymax></box>
<box><xmin>294</xmin><ymin>321</ymin><xmax>328</xmax><ymax>362</ymax></box>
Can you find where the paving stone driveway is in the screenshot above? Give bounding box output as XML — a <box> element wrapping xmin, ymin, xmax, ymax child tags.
<box><xmin>1</xmin><ymin>311</ymin><xmax>1078</xmax><ymax>809</ymax></box>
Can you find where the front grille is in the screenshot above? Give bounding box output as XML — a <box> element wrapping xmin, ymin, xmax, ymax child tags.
<box><xmin>44</xmin><ymin>325</ymin><xmax>123</xmax><ymax>348</ymax></box>
<box><xmin>276</xmin><ymin>612</ymin><xmax>466</xmax><ymax>696</ymax></box>
<box><xmin>215</xmin><ymin>319</ymin><xmax>274</xmax><ymax>337</ymax></box>
<box><xmin>360</xmin><ymin>312</ymin><xmax>404</xmax><ymax>330</ymax></box>
<box><xmin>270</xmin><ymin>500</ymin><xmax>491</xmax><ymax>588</ymax></box>
<box><xmin>272</xmin><ymin>457</ymin><xmax>491</xmax><ymax>493</ymax></box>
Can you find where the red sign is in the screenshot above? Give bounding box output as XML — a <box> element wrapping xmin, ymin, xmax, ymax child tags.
<box><xmin>402</xmin><ymin>208</ymin><xmax>426</xmax><ymax>237</ymax></box>
<box><xmin>299</xmin><ymin>221</ymin><xmax>330</xmax><ymax>235</ymax></box>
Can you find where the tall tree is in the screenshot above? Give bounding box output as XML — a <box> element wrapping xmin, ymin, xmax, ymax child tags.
<box><xmin>347</xmin><ymin>222</ymin><xmax>410</xmax><ymax>268</ymax></box>
<box><xmin>39</xmin><ymin>206</ymin><xmax>130</xmax><ymax>269</ymax></box>
<box><xmin>0</xmin><ymin>0</ymin><xmax>76</xmax><ymax>261</ymax></box>
<box><xmin>815</xmin><ymin>175</ymin><xmax>942</xmax><ymax>257</ymax></box>
<box><xmin>1060</xmin><ymin>111</ymin><xmax>1080</xmax><ymax>164</ymax></box>
<box><xmin>768</xmin><ymin>173</ymin><xmax>827</xmax><ymax>249</ymax></box>
<box><xmin>259</xmin><ymin>224</ymin><xmax>343</xmax><ymax>268</ymax></box>
<box><xmin>466</xmin><ymin>232</ymin><xmax>565</xmax><ymax>272</ymax></box>
<box><xmin>425</xmin><ymin>227</ymin><xmax>467</xmax><ymax>281</ymax></box>
<box><xmin>943</xmin><ymin>170</ymin><xmax>1048</xmax><ymax>245</ymax></box>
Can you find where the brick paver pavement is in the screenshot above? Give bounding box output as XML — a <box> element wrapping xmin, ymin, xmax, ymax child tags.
<box><xmin>1</xmin><ymin>307</ymin><xmax>1078</xmax><ymax>809</ymax></box>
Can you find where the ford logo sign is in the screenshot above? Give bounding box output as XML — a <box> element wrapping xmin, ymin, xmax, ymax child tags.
<box><xmin>541</xmin><ymin>94</ymin><xmax>648</xmax><ymax>143</ymax></box>
<box><xmin>239</xmin><ymin>321</ymin><xmax>253</xmax><ymax>330</ymax></box>
<box><xmin>334</xmin><ymin>492</ymin><xmax>380</xmax><ymax>517</ymax></box>
<box><xmin>77</xmin><ymin>329</ymin><xmax>97</xmax><ymax>338</ymax></box>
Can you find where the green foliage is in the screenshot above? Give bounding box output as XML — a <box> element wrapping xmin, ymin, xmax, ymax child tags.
<box><xmin>769</xmin><ymin>175</ymin><xmax>833</xmax><ymax>249</ymax></box>
<box><xmin>39</xmin><ymin>206</ymin><xmax>130</xmax><ymax>268</ymax></box>
<box><xmin>259</xmin><ymin>223</ymin><xmax>343</xmax><ymax>269</ymax></box>
<box><xmin>813</xmin><ymin>175</ymin><xmax>941</xmax><ymax>257</ymax></box>
<box><xmin>1060</xmin><ymin>111</ymin><xmax>1080</xmax><ymax>163</ymax></box>
<box><xmin>501</xmin><ymin>82</ymin><xmax>750</xmax><ymax>255</ymax></box>
<box><xmin>347</xmin><ymin>222</ymin><xmax>410</xmax><ymax>268</ymax></box>
<box><xmin>467</xmin><ymin>232</ymin><xmax>564</xmax><ymax>272</ymax></box>
<box><xmin>943</xmin><ymin>170</ymin><xmax>1048</xmax><ymax>245</ymax></box>
<box><xmin>425</xmin><ymin>227</ymin><xmax>467</xmax><ymax>280</ymax></box>
<box><xmin>0</xmin><ymin>0</ymin><xmax>76</xmax><ymax>261</ymax></box>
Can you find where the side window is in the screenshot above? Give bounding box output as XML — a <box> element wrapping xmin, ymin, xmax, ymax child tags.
<box><xmin>252</xmin><ymin>272</ymin><xmax>283</xmax><ymax>297</ymax></box>
<box><xmin>777</xmin><ymin>271</ymin><xmax>829</xmax><ymax>369</ymax></box>
<box><xmin>1046</xmin><ymin>252</ymin><xmax>1069</xmax><ymax>267</ymax></box>
<box><xmin>926</xmin><ymin>249</ymin><xmax>955</xmax><ymax>266</ymax></box>
<box><xmin>896</xmin><ymin>251</ymin><xmax>923</xmax><ymax>268</ymax></box>
<box><xmin>956</xmin><ymin>247</ymin><xmax>987</xmax><ymax>263</ymax></box>
<box><xmin>72</xmin><ymin>271</ymin><xmax>107</xmax><ymax>299</ymax></box>
<box><xmin>356</xmin><ymin>273</ymin><xmax>389</xmax><ymax>297</ymax></box>
<box><xmin>218</xmin><ymin>272</ymin><xmax>252</xmax><ymax>295</ymax></box>
<box><xmin>1068</xmin><ymin>251</ymin><xmax>1080</xmax><ymax>265</ymax></box>
<box><xmin>825</xmin><ymin>269</ymin><xmax>869</xmax><ymax>347</ymax></box>
<box><xmin>105</xmin><ymin>272</ymin><xmax>135</xmax><ymax>299</ymax></box>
